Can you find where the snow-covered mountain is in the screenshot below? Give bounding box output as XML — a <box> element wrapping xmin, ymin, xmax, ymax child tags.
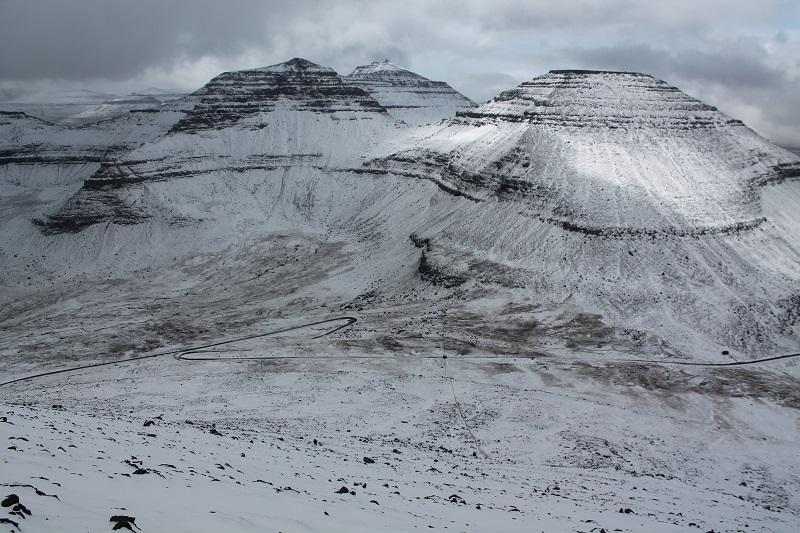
<box><xmin>30</xmin><ymin>63</ymin><xmax>798</xmax><ymax>357</ymax></box>
<box><xmin>61</xmin><ymin>94</ymin><xmax>164</xmax><ymax>124</ymax></box>
<box><xmin>360</xmin><ymin>69</ymin><xmax>800</xmax><ymax>356</ymax></box>
<box><xmin>2</xmin><ymin>60</ymin><xmax>800</xmax><ymax>531</ymax></box>
<box><xmin>345</xmin><ymin>60</ymin><xmax>476</xmax><ymax>125</ymax></box>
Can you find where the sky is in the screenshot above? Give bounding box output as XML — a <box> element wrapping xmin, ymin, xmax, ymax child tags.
<box><xmin>1</xmin><ymin>0</ymin><xmax>799</xmax><ymax>145</ymax></box>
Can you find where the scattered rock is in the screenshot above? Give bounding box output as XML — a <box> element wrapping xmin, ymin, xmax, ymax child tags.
<box><xmin>10</xmin><ymin>503</ymin><xmax>31</xmax><ymax>517</ymax></box>
<box><xmin>1</xmin><ymin>494</ymin><xmax>19</xmax><ymax>507</ymax></box>
<box><xmin>110</xmin><ymin>515</ymin><xmax>138</xmax><ymax>531</ymax></box>
<box><xmin>449</xmin><ymin>494</ymin><xmax>466</xmax><ymax>504</ymax></box>
<box><xmin>335</xmin><ymin>486</ymin><xmax>350</xmax><ymax>494</ymax></box>
<box><xmin>363</xmin><ymin>456</ymin><xmax>375</xmax><ymax>464</ymax></box>
<box><xmin>618</xmin><ymin>507</ymin><xmax>633</xmax><ymax>514</ymax></box>
<box><xmin>143</xmin><ymin>420</ymin><xmax>155</xmax><ymax>427</ymax></box>
<box><xmin>0</xmin><ymin>517</ymin><xmax>19</xmax><ymax>530</ymax></box>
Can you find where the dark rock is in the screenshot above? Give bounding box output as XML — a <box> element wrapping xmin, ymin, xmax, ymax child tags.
<box><xmin>363</xmin><ymin>456</ymin><xmax>375</xmax><ymax>464</ymax></box>
<box><xmin>335</xmin><ymin>486</ymin><xmax>350</xmax><ymax>494</ymax></box>
<box><xmin>170</xmin><ymin>58</ymin><xmax>387</xmax><ymax>135</ymax></box>
<box><xmin>0</xmin><ymin>517</ymin><xmax>19</xmax><ymax>529</ymax></box>
<box><xmin>1</xmin><ymin>494</ymin><xmax>19</xmax><ymax>507</ymax></box>
<box><xmin>12</xmin><ymin>503</ymin><xmax>31</xmax><ymax>516</ymax></box>
<box><xmin>110</xmin><ymin>515</ymin><xmax>137</xmax><ymax>531</ymax></box>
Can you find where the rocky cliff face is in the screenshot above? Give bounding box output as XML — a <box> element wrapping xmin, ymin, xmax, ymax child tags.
<box><xmin>171</xmin><ymin>58</ymin><xmax>387</xmax><ymax>134</ymax></box>
<box><xmin>0</xmin><ymin>101</ymin><xmax>193</xmax><ymax>228</ymax></box>
<box><xmin>345</xmin><ymin>60</ymin><xmax>475</xmax><ymax>125</ymax></box>
<box><xmin>33</xmin><ymin>59</ymin><xmax>399</xmax><ymax>234</ymax></box>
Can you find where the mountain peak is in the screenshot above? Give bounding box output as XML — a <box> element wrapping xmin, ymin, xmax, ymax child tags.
<box><xmin>548</xmin><ymin>69</ymin><xmax>650</xmax><ymax>77</ymax></box>
<box><xmin>468</xmin><ymin>69</ymin><xmax>717</xmax><ymax>126</ymax></box>
<box><xmin>345</xmin><ymin>61</ymin><xmax>475</xmax><ymax>125</ymax></box>
<box><xmin>348</xmin><ymin>60</ymin><xmax>418</xmax><ymax>79</ymax></box>
<box><xmin>254</xmin><ymin>57</ymin><xmax>335</xmax><ymax>73</ymax></box>
<box><xmin>171</xmin><ymin>58</ymin><xmax>383</xmax><ymax>134</ymax></box>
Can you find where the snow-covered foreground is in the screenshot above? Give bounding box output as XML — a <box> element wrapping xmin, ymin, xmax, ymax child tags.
<box><xmin>2</xmin><ymin>329</ymin><xmax>799</xmax><ymax>531</ymax></box>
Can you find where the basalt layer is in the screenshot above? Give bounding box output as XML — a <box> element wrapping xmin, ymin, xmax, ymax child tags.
<box><xmin>170</xmin><ymin>58</ymin><xmax>387</xmax><ymax>134</ymax></box>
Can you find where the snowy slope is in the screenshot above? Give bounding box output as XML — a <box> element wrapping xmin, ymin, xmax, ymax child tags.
<box><xmin>361</xmin><ymin>69</ymin><xmax>800</xmax><ymax>358</ymax></box>
<box><xmin>345</xmin><ymin>60</ymin><xmax>476</xmax><ymax>125</ymax></box>
<box><xmin>1</xmin><ymin>61</ymin><xmax>800</xmax><ymax>532</ymax></box>
<box><xmin>61</xmin><ymin>94</ymin><xmax>164</xmax><ymax>124</ymax></box>
<box><xmin>3</xmin><ymin>351</ymin><xmax>799</xmax><ymax>532</ymax></box>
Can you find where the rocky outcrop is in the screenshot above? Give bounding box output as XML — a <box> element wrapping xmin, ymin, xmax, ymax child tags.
<box><xmin>170</xmin><ymin>58</ymin><xmax>387</xmax><ymax>134</ymax></box>
<box><xmin>456</xmin><ymin>70</ymin><xmax>727</xmax><ymax>129</ymax></box>
<box><xmin>345</xmin><ymin>60</ymin><xmax>475</xmax><ymax>125</ymax></box>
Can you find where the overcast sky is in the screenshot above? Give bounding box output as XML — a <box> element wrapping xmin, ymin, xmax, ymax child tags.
<box><xmin>1</xmin><ymin>0</ymin><xmax>798</xmax><ymax>145</ymax></box>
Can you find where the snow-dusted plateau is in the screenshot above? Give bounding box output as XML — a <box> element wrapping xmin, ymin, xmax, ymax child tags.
<box><xmin>1</xmin><ymin>58</ymin><xmax>799</xmax><ymax>532</ymax></box>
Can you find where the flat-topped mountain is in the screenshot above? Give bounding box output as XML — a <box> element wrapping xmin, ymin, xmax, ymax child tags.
<box><xmin>2</xmin><ymin>61</ymin><xmax>799</xmax><ymax>362</ymax></box>
<box><xmin>345</xmin><ymin>60</ymin><xmax>475</xmax><ymax>125</ymax></box>
<box><xmin>375</xmin><ymin>69</ymin><xmax>799</xmax><ymax>234</ymax></box>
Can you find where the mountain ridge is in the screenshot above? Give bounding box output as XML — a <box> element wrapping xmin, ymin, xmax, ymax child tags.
<box><xmin>2</xmin><ymin>58</ymin><xmax>799</xmax><ymax>361</ymax></box>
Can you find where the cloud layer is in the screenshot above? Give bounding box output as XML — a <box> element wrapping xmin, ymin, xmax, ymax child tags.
<box><xmin>1</xmin><ymin>0</ymin><xmax>798</xmax><ymax>144</ymax></box>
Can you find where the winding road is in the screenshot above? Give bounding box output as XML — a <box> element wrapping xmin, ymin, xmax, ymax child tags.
<box><xmin>1</xmin><ymin>312</ymin><xmax>798</xmax><ymax>388</ymax></box>
<box><xmin>0</xmin><ymin>317</ymin><xmax>357</xmax><ymax>388</ymax></box>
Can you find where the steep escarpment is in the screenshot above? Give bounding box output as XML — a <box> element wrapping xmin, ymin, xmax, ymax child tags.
<box><xmin>345</xmin><ymin>60</ymin><xmax>475</xmax><ymax>125</ymax></box>
<box><xmin>171</xmin><ymin>58</ymin><xmax>387</xmax><ymax>134</ymax></box>
<box><xmin>0</xmin><ymin>102</ymin><xmax>194</xmax><ymax>228</ymax></box>
<box><xmin>34</xmin><ymin>59</ymin><xmax>399</xmax><ymax>234</ymax></box>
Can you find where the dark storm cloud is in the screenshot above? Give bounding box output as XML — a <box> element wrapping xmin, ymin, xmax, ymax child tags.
<box><xmin>567</xmin><ymin>40</ymin><xmax>785</xmax><ymax>89</ymax></box>
<box><xmin>1</xmin><ymin>0</ymin><xmax>797</xmax><ymax>144</ymax></box>
<box><xmin>0</xmin><ymin>0</ymin><xmax>306</xmax><ymax>80</ymax></box>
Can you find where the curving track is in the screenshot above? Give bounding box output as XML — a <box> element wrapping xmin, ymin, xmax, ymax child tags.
<box><xmin>0</xmin><ymin>317</ymin><xmax>358</xmax><ymax>388</ymax></box>
<box><xmin>1</xmin><ymin>311</ymin><xmax>798</xmax><ymax>388</ymax></box>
